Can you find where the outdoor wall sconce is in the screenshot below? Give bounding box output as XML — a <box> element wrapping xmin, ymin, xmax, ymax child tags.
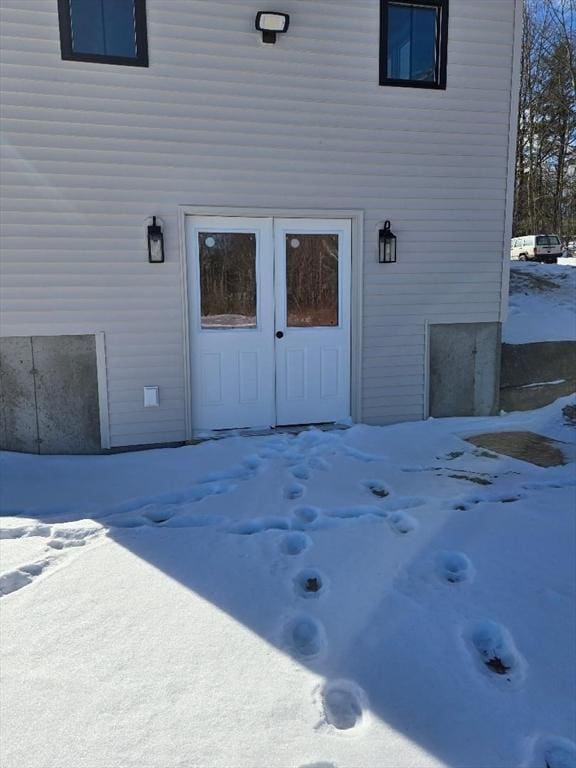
<box><xmin>255</xmin><ymin>12</ymin><xmax>290</xmax><ymax>44</ymax></box>
<box><xmin>147</xmin><ymin>216</ymin><xmax>165</xmax><ymax>263</ymax></box>
<box><xmin>379</xmin><ymin>221</ymin><xmax>397</xmax><ymax>263</ymax></box>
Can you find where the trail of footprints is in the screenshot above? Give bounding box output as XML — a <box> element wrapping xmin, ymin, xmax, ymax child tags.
<box><xmin>0</xmin><ymin>558</ymin><xmax>54</xmax><ymax>597</ymax></box>
<box><xmin>276</xmin><ymin>470</ymin><xmax>399</xmax><ymax>733</ymax></box>
<box><xmin>3</xmin><ymin>435</ymin><xmax>571</xmax><ymax>761</ymax></box>
<box><xmin>281</xmin><ymin>546</ymin><xmax>367</xmax><ymax>732</ymax></box>
<box><xmin>276</xmin><ymin>459</ymin><xmax>425</xmax><ymax>729</ymax></box>
<box><xmin>271</xmin><ymin>463</ymin><xmax>557</xmax><ymax>748</ymax></box>
<box><xmin>0</xmin><ymin>523</ymin><xmax>102</xmax><ymax>597</ymax></box>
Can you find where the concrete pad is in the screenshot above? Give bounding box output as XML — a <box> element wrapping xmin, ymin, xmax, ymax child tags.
<box><xmin>466</xmin><ymin>431</ymin><xmax>573</xmax><ymax>468</ymax></box>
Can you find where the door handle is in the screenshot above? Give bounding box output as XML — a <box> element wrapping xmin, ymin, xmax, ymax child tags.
<box><xmin>275</xmin><ymin>331</ymin><xmax>284</xmax><ymax>339</ymax></box>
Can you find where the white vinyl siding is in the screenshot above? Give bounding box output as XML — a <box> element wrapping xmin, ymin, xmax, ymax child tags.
<box><xmin>0</xmin><ymin>0</ymin><xmax>520</xmax><ymax>445</ymax></box>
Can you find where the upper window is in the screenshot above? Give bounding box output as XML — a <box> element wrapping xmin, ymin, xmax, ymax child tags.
<box><xmin>380</xmin><ymin>0</ymin><xmax>448</xmax><ymax>89</ymax></box>
<box><xmin>57</xmin><ymin>0</ymin><xmax>148</xmax><ymax>67</ymax></box>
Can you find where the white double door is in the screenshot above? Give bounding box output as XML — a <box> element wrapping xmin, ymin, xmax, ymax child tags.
<box><xmin>187</xmin><ymin>216</ymin><xmax>351</xmax><ymax>431</ymax></box>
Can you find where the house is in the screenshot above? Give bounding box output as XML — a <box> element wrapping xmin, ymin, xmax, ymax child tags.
<box><xmin>0</xmin><ymin>0</ymin><xmax>522</xmax><ymax>453</ymax></box>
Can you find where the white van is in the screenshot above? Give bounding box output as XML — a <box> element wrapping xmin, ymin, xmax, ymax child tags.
<box><xmin>510</xmin><ymin>234</ymin><xmax>562</xmax><ymax>263</ymax></box>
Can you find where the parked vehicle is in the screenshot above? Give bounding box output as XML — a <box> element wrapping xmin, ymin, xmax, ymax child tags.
<box><xmin>511</xmin><ymin>234</ymin><xmax>562</xmax><ymax>263</ymax></box>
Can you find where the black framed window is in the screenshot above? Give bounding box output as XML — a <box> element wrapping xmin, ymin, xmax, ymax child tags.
<box><xmin>58</xmin><ymin>0</ymin><xmax>148</xmax><ymax>67</ymax></box>
<box><xmin>380</xmin><ymin>0</ymin><xmax>448</xmax><ymax>89</ymax></box>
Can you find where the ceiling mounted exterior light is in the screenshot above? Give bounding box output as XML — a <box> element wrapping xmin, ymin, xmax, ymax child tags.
<box><xmin>255</xmin><ymin>12</ymin><xmax>290</xmax><ymax>44</ymax></box>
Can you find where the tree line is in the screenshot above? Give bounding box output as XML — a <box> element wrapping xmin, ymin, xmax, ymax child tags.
<box><xmin>514</xmin><ymin>0</ymin><xmax>576</xmax><ymax>240</ymax></box>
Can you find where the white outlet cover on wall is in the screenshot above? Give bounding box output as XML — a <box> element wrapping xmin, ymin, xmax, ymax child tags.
<box><xmin>143</xmin><ymin>386</ymin><xmax>159</xmax><ymax>407</ymax></box>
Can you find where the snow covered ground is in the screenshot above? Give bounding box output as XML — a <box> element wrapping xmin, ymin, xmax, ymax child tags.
<box><xmin>1</xmin><ymin>397</ymin><xmax>575</xmax><ymax>768</ymax></box>
<box><xmin>505</xmin><ymin>262</ymin><xmax>576</xmax><ymax>344</ymax></box>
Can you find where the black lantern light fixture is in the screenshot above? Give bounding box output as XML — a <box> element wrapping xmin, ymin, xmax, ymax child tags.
<box><xmin>379</xmin><ymin>220</ymin><xmax>397</xmax><ymax>264</ymax></box>
<box><xmin>147</xmin><ymin>216</ymin><xmax>165</xmax><ymax>263</ymax></box>
<box><xmin>255</xmin><ymin>11</ymin><xmax>290</xmax><ymax>44</ymax></box>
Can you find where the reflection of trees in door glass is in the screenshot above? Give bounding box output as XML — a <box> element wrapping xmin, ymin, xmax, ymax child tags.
<box><xmin>199</xmin><ymin>232</ymin><xmax>257</xmax><ymax>329</ymax></box>
<box><xmin>286</xmin><ymin>234</ymin><xmax>339</xmax><ymax>327</ymax></box>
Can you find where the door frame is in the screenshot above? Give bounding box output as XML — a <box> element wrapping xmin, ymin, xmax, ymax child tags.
<box><xmin>178</xmin><ymin>206</ymin><xmax>364</xmax><ymax>440</ymax></box>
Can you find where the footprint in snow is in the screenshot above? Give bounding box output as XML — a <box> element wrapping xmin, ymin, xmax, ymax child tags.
<box><xmin>388</xmin><ymin>512</ymin><xmax>417</xmax><ymax>535</ymax></box>
<box><xmin>320</xmin><ymin>680</ymin><xmax>367</xmax><ymax>731</ymax></box>
<box><xmin>437</xmin><ymin>551</ymin><xmax>474</xmax><ymax>584</ymax></box>
<box><xmin>484</xmin><ymin>491</ymin><xmax>524</xmax><ymax>505</ymax></box>
<box><xmin>141</xmin><ymin>505</ymin><xmax>179</xmax><ymax>524</ymax></box>
<box><xmin>0</xmin><ymin>570</ymin><xmax>36</xmax><ymax>596</ymax></box>
<box><xmin>280</xmin><ymin>532</ymin><xmax>312</xmax><ymax>556</ymax></box>
<box><xmin>241</xmin><ymin>454</ymin><xmax>263</xmax><ymax>471</ymax></box>
<box><xmin>361</xmin><ymin>479</ymin><xmax>390</xmax><ymax>498</ymax></box>
<box><xmin>0</xmin><ymin>523</ymin><xmax>52</xmax><ymax>540</ymax></box>
<box><xmin>467</xmin><ymin>620</ymin><xmax>525</xmax><ymax>686</ymax></box>
<box><xmin>293</xmin><ymin>506</ymin><xmax>320</xmax><ymax>526</ymax></box>
<box><xmin>285</xmin><ymin>615</ymin><xmax>326</xmax><ymax>658</ymax></box>
<box><xmin>293</xmin><ymin>568</ymin><xmax>326</xmax><ymax>599</ymax></box>
<box><xmin>0</xmin><ymin>558</ymin><xmax>53</xmax><ymax>597</ymax></box>
<box><xmin>292</xmin><ymin>464</ymin><xmax>311</xmax><ymax>481</ymax></box>
<box><xmin>528</xmin><ymin>736</ymin><xmax>576</xmax><ymax>768</ymax></box>
<box><xmin>448</xmin><ymin>494</ymin><xmax>481</xmax><ymax>511</ymax></box>
<box><xmin>451</xmin><ymin>493</ymin><xmax>522</xmax><ymax>512</ymax></box>
<box><xmin>47</xmin><ymin>523</ymin><xmax>102</xmax><ymax>549</ymax></box>
<box><xmin>48</xmin><ymin>537</ymin><xmax>86</xmax><ymax>549</ymax></box>
<box><xmin>284</xmin><ymin>482</ymin><xmax>305</xmax><ymax>500</ymax></box>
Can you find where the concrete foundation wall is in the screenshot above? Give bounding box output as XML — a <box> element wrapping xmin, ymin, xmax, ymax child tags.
<box><xmin>429</xmin><ymin>322</ymin><xmax>501</xmax><ymax>418</ymax></box>
<box><xmin>0</xmin><ymin>335</ymin><xmax>101</xmax><ymax>454</ymax></box>
<box><xmin>0</xmin><ymin>337</ymin><xmax>38</xmax><ymax>452</ymax></box>
<box><xmin>500</xmin><ymin>341</ymin><xmax>576</xmax><ymax>412</ymax></box>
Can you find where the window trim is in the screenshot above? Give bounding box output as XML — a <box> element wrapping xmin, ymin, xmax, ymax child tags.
<box><xmin>379</xmin><ymin>0</ymin><xmax>448</xmax><ymax>89</ymax></box>
<box><xmin>57</xmin><ymin>0</ymin><xmax>149</xmax><ymax>67</ymax></box>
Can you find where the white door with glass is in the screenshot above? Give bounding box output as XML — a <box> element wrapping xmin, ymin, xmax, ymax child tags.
<box><xmin>187</xmin><ymin>216</ymin><xmax>351</xmax><ymax>431</ymax></box>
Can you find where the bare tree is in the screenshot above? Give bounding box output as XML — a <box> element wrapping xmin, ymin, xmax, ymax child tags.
<box><xmin>514</xmin><ymin>0</ymin><xmax>576</xmax><ymax>240</ymax></box>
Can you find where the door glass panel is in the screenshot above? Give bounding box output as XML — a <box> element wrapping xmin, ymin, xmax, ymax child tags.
<box><xmin>286</xmin><ymin>234</ymin><xmax>339</xmax><ymax>327</ymax></box>
<box><xmin>199</xmin><ymin>232</ymin><xmax>257</xmax><ymax>329</ymax></box>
